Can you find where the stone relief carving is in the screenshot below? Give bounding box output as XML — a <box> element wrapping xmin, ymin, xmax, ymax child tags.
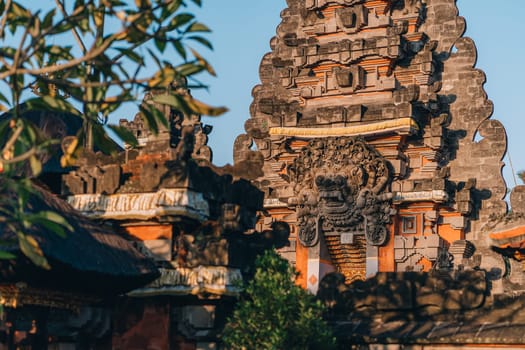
<box><xmin>288</xmin><ymin>137</ymin><xmax>394</xmax><ymax>247</ymax></box>
<box><xmin>394</xmin><ymin>234</ymin><xmax>443</xmax><ymax>272</ymax></box>
<box><xmin>335</xmin><ymin>5</ymin><xmax>368</xmax><ymax>33</ymax></box>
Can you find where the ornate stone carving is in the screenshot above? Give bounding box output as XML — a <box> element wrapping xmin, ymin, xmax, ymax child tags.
<box><xmin>394</xmin><ymin>234</ymin><xmax>442</xmax><ymax>272</ymax></box>
<box><xmin>288</xmin><ymin>137</ymin><xmax>394</xmax><ymax>247</ymax></box>
<box><xmin>63</xmin><ymin>163</ymin><xmax>122</xmax><ymax>195</ymax></box>
<box><xmin>67</xmin><ymin>189</ymin><xmax>210</xmax><ymax>221</ymax></box>
<box><xmin>239</xmin><ymin>0</ymin><xmax>512</xmax><ymax>294</ymax></box>
<box><xmin>335</xmin><ymin>5</ymin><xmax>368</xmax><ymax>33</ymax></box>
<box><xmin>128</xmin><ymin>267</ymin><xmax>243</xmax><ymax>297</ymax></box>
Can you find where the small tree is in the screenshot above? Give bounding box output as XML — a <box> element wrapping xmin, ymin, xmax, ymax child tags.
<box><xmin>222</xmin><ymin>250</ymin><xmax>336</xmax><ymax>350</ymax></box>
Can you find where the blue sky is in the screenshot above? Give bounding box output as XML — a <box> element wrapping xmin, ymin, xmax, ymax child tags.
<box><xmin>188</xmin><ymin>0</ymin><xmax>525</xmax><ymax>191</ymax></box>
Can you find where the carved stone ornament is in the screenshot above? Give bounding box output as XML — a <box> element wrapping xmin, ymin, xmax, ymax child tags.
<box><xmin>288</xmin><ymin>137</ymin><xmax>394</xmax><ymax>247</ymax></box>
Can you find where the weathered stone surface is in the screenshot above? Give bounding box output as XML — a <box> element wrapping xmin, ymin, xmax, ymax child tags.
<box><xmin>238</xmin><ymin>0</ymin><xmax>511</xmax><ymax>283</ymax></box>
<box><xmin>318</xmin><ymin>271</ymin><xmax>487</xmax><ymax>316</ymax></box>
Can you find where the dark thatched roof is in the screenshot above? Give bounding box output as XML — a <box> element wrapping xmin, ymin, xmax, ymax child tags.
<box><xmin>0</xmin><ymin>182</ymin><xmax>159</xmax><ymax>296</ymax></box>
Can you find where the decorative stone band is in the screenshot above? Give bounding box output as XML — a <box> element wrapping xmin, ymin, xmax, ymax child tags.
<box><xmin>269</xmin><ymin>117</ymin><xmax>418</xmax><ymax>138</ymax></box>
<box><xmin>393</xmin><ymin>190</ymin><xmax>448</xmax><ymax>203</ymax></box>
<box><xmin>263</xmin><ymin>198</ymin><xmax>287</xmax><ymax>208</ymax></box>
<box><xmin>0</xmin><ymin>284</ymin><xmax>101</xmax><ymax>310</ymax></box>
<box><xmin>127</xmin><ymin>266</ymin><xmax>243</xmax><ymax>297</ymax></box>
<box><xmin>67</xmin><ymin>189</ymin><xmax>210</xmax><ymax>221</ymax></box>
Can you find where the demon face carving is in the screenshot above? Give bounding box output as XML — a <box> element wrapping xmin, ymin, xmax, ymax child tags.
<box><xmin>288</xmin><ymin>137</ymin><xmax>394</xmax><ymax>247</ymax></box>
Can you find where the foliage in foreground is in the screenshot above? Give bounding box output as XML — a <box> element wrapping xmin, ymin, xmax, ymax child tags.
<box><xmin>222</xmin><ymin>250</ymin><xmax>336</xmax><ymax>350</ymax></box>
<box><xmin>0</xmin><ymin>0</ymin><xmax>225</xmax><ymax>268</ymax></box>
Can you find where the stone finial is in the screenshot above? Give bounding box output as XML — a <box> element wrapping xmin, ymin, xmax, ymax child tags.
<box><xmin>510</xmin><ymin>185</ymin><xmax>525</xmax><ymax>215</ymax></box>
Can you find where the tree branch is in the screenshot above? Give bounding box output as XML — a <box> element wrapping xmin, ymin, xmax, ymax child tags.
<box><xmin>54</xmin><ymin>0</ymin><xmax>87</xmax><ymax>55</ymax></box>
<box><xmin>0</xmin><ymin>34</ymin><xmax>117</xmax><ymax>80</ymax></box>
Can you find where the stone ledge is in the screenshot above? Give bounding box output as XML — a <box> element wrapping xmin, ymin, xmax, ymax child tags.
<box><xmin>127</xmin><ymin>266</ymin><xmax>242</xmax><ymax>297</ymax></box>
<box><xmin>393</xmin><ymin>190</ymin><xmax>448</xmax><ymax>203</ymax></box>
<box><xmin>68</xmin><ymin>189</ymin><xmax>209</xmax><ymax>221</ymax></box>
<box><xmin>269</xmin><ymin>117</ymin><xmax>418</xmax><ymax>138</ymax></box>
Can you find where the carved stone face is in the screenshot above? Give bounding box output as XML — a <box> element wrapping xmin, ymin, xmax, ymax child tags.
<box><xmin>316</xmin><ymin>173</ymin><xmax>351</xmax><ymax>215</ymax></box>
<box><xmin>289</xmin><ymin>137</ymin><xmax>393</xmax><ymax>247</ymax></box>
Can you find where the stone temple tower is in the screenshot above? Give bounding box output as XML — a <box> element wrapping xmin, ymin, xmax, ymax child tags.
<box><xmin>234</xmin><ymin>0</ymin><xmax>510</xmax><ymax>293</ymax></box>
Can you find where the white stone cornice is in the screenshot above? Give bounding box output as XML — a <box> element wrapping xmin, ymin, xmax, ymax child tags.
<box><xmin>127</xmin><ymin>266</ymin><xmax>242</xmax><ymax>297</ymax></box>
<box><xmin>393</xmin><ymin>190</ymin><xmax>448</xmax><ymax>204</ymax></box>
<box><xmin>67</xmin><ymin>188</ymin><xmax>209</xmax><ymax>221</ymax></box>
<box><xmin>269</xmin><ymin>117</ymin><xmax>418</xmax><ymax>139</ymax></box>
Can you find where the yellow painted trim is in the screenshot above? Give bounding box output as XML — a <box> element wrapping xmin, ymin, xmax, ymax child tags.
<box><xmin>269</xmin><ymin>117</ymin><xmax>418</xmax><ymax>138</ymax></box>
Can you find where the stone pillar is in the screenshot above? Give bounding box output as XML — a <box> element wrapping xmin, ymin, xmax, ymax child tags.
<box><xmin>307</xmin><ymin>244</ymin><xmax>321</xmax><ymax>294</ymax></box>
<box><xmin>366</xmin><ymin>245</ymin><xmax>379</xmax><ymax>278</ymax></box>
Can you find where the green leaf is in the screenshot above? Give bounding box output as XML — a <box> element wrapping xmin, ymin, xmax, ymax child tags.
<box><xmin>9</xmin><ymin>2</ymin><xmax>30</xmax><ymax>19</ymax></box>
<box><xmin>151</xmin><ymin>103</ymin><xmax>168</xmax><ymax>129</ymax></box>
<box><xmin>0</xmin><ymin>90</ymin><xmax>10</xmax><ymax>106</ymax></box>
<box><xmin>139</xmin><ymin>104</ymin><xmax>159</xmax><ymax>134</ymax></box>
<box><xmin>172</xmin><ymin>40</ymin><xmax>187</xmax><ymax>61</ymax></box>
<box><xmin>154</xmin><ymin>35</ymin><xmax>167</xmax><ymax>53</ymax></box>
<box><xmin>186</xmin><ymin>22</ymin><xmax>210</xmax><ymax>33</ymax></box>
<box><xmin>17</xmin><ymin>233</ymin><xmax>50</xmax><ymax>270</ymax></box>
<box><xmin>91</xmin><ymin>123</ymin><xmax>120</xmax><ymax>155</ymax></box>
<box><xmin>114</xmin><ymin>47</ymin><xmax>144</xmax><ymax>65</ymax></box>
<box><xmin>0</xmin><ymin>47</ymin><xmax>16</xmax><ymax>59</ymax></box>
<box><xmin>148</xmin><ymin>66</ymin><xmax>176</xmax><ymax>88</ymax></box>
<box><xmin>78</xmin><ymin>15</ymin><xmax>90</xmax><ymax>33</ymax></box>
<box><xmin>29</xmin><ymin>155</ymin><xmax>42</xmax><ymax>176</ymax></box>
<box><xmin>35</xmin><ymin>211</ymin><xmax>73</xmax><ymax>233</ymax></box>
<box><xmin>188</xmin><ymin>36</ymin><xmax>213</xmax><ymax>50</ymax></box>
<box><xmin>25</xmin><ymin>96</ymin><xmax>81</xmax><ymax>116</ymax></box>
<box><xmin>42</xmin><ymin>9</ymin><xmax>56</xmax><ymax>30</ymax></box>
<box><xmin>74</xmin><ymin>0</ymin><xmax>86</xmax><ymax>8</ymax></box>
<box><xmin>45</xmin><ymin>44</ymin><xmax>74</xmax><ymax>59</ymax></box>
<box><xmin>0</xmin><ymin>251</ymin><xmax>16</xmax><ymax>259</ymax></box>
<box><xmin>152</xmin><ymin>93</ymin><xmax>187</xmax><ymax>113</ymax></box>
<box><xmin>107</xmin><ymin>124</ymin><xmax>139</xmax><ymax>147</ymax></box>
<box><xmin>153</xmin><ymin>94</ymin><xmax>228</xmax><ymax>117</ymax></box>
<box><xmin>168</xmin><ymin>13</ymin><xmax>194</xmax><ymax>30</ymax></box>
<box><xmin>0</xmin><ymin>119</ymin><xmax>10</xmax><ymax>140</ymax></box>
<box><xmin>49</xmin><ymin>21</ymin><xmax>74</xmax><ymax>35</ymax></box>
<box><xmin>222</xmin><ymin>250</ymin><xmax>336</xmax><ymax>350</ymax></box>
<box><xmin>186</xmin><ymin>97</ymin><xmax>228</xmax><ymax>117</ymax></box>
<box><xmin>25</xmin><ymin>215</ymin><xmax>68</xmax><ymax>239</ymax></box>
<box><xmin>176</xmin><ymin>62</ymin><xmax>205</xmax><ymax>77</ymax></box>
<box><xmin>167</xmin><ymin>0</ymin><xmax>183</xmax><ymax>12</ymax></box>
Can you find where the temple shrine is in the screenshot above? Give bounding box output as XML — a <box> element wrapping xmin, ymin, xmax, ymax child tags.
<box><xmin>4</xmin><ymin>0</ymin><xmax>525</xmax><ymax>348</ymax></box>
<box><xmin>235</xmin><ymin>0</ymin><xmax>510</xmax><ymax>290</ymax></box>
<box><xmin>233</xmin><ymin>0</ymin><xmax>525</xmax><ymax>347</ymax></box>
<box><xmin>0</xmin><ymin>82</ymin><xmax>287</xmax><ymax>348</ymax></box>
